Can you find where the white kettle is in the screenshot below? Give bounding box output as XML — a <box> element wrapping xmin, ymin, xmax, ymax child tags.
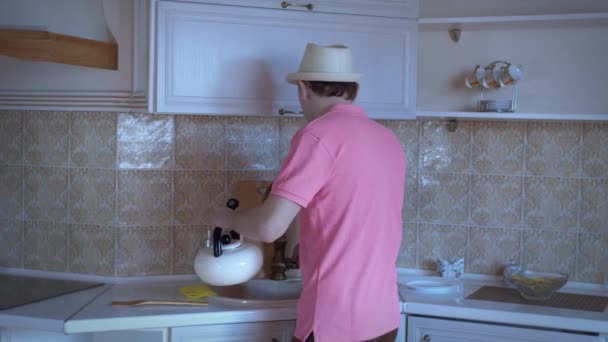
<box><xmin>194</xmin><ymin>199</ymin><xmax>263</xmax><ymax>286</ymax></box>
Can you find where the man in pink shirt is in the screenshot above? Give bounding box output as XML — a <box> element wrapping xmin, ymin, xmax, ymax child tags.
<box><xmin>212</xmin><ymin>43</ymin><xmax>406</xmax><ymax>341</ymax></box>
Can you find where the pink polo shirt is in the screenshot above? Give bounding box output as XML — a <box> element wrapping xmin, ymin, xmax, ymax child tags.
<box><xmin>271</xmin><ymin>104</ymin><xmax>406</xmax><ymax>341</ymax></box>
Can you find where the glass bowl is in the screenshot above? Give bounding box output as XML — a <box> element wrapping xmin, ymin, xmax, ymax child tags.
<box><xmin>506</xmin><ymin>270</ymin><xmax>568</xmax><ymax>301</ymax></box>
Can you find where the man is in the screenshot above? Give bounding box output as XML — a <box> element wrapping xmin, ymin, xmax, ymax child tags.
<box><xmin>211</xmin><ymin>43</ymin><xmax>406</xmax><ymax>341</ymax></box>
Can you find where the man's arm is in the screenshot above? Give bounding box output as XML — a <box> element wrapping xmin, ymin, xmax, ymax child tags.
<box><xmin>211</xmin><ymin>195</ymin><xmax>301</xmax><ymax>243</ymax></box>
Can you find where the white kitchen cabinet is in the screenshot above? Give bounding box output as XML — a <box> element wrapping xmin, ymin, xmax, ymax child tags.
<box><xmin>169</xmin><ymin>0</ymin><xmax>418</xmax><ymax>19</ymax></box>
<box><xmin>407</xmin><ymin>316</ymin><xmax>599</xmax><ymax>342</ymax></box>
<box><xmin>0</xmin><ymin>327</ymin><xmax>167</xmax><ymax>342</ymax></box>
<box><xmin>154</xmin><ymin>0</ymin><xmax>417</xmax><ymax>119</ymax></box>
<box><xmin>171</xmin><ymin>321</ymin><xmax>296</xmax><ymax>342</ymax></box>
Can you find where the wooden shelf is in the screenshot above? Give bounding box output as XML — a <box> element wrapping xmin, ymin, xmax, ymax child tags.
<box><xmin>419</xmin><ymin>12</ymin><xmax>608</xmax><ymax>30</ymax></box>
<box><xmin>416</xmin><ymin>111</ymin><xmax>608</xmax><ymax>121</ymax></box>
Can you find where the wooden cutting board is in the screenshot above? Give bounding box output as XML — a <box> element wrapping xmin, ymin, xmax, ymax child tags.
<box><xmin>231</xmin><ymin>180</ymin><xmax>272</xmax><ymax>209</ymax></box>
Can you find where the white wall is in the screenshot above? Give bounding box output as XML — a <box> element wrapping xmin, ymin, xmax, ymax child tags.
<box><xmin>417</xmin><ymin>24</ymin><xmax>608</xmax><ymax>114</ymax></box>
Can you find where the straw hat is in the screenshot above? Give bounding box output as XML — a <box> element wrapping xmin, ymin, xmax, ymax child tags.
<box><xmin>286</xmin><ymin>43</ymin><xmax>362</xmax><ymax>84</ymax></box>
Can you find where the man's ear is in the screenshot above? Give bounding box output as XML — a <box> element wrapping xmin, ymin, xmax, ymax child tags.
<box><xmin>296</xmin><ymin>80</ymin><xmax>310</xmax><ymax>100</ymax></box>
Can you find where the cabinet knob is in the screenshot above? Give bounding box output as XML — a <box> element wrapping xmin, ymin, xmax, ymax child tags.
<box><xmin>278</xmin><ymin>108</ymin><xmax>303</xmax><ymax>115</ymax></box>
<box><xmin>280</xmin><ymin>1</ymin><xmax>314</xmax><ymax>11</ymax></box>
<box><xmin>271</xmin><ymin>339</ymin><xmax>279</xmax><ymax>342</ymax></box>
<box><xmin>422</xmin><ymin>334</ymin><xmax>431</xmax><ymax>342</ymax></box>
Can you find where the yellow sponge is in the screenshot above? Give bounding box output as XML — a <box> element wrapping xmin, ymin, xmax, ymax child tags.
<box><xmin>180</xmin><ymin>285</ymin><xmax>217</xmax><ymax>299</ymax></box>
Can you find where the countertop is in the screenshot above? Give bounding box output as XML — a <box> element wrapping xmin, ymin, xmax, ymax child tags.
<box><xmin>1</xmin><ymin>269</ymin><xmax>607</xmax><ymax>335</ymax></box>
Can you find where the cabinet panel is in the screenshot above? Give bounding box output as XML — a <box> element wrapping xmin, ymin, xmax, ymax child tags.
<box><xmin>407</xmin><ymin>316</ymin><xmax>598</xmax><ymax>342</ymax></box>
<box><xmin>156</xmin><ymin>1</ymin><xmax>417</xmax><ymax>119</ymax></box>
<box><xmin>171</xmin><ymin>321</ymin><xmax>296</xmax><ymax>342</ymax></box>
<box><xmin>165</xmin><ymin>0</ymin><xmax>418</xmax><ymax>19</ymax></box>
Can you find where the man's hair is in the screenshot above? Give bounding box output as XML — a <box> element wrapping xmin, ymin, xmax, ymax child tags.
<box><xmin>305</xmin><ymin>81</ymin><xmax>359</xmax><ymax>101</ymax></box>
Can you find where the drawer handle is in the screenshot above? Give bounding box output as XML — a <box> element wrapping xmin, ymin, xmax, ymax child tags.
<box><xmin>271</xmin><ymin>339</ymin><xmax>279</xmax><ymax>342</ymax></box>
<box><xmin>281</xmin><ymin>1</ymin><xmax>314</xmax><ymax>11</ymax></box>
<box><xmin>423</xmin><ymin>334</ymin><xmax>431</xmax><ymax>342</ymax></box>
<box><xmin>278</xmin><ymin>108</ymin><xmax>303</xmax><ymax>115</ymax></box>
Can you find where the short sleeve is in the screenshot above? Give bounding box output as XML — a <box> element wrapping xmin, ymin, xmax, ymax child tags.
<box><xmin>271</xmin><ymin>131</ymin><xmax>333</xmax><ymax>208</ymax></box>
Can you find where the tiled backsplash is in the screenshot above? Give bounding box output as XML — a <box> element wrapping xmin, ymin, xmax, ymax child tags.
<box><xmin>0</xmin><ymin>111</ymin><xmax>607</xmax><ymax>283</ymax></box>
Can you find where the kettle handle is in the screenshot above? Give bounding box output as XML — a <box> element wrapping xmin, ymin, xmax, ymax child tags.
<box><xmin>213</xmin><ymin>199</ymin><xmax>240</xmax><ymax>257</ymax></box>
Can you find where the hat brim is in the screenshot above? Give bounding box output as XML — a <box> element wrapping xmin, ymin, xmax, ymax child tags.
<box><xmin>286</xmin><ymin>72</ymin><xmax>362</xmax><ymax>84</ymax></box>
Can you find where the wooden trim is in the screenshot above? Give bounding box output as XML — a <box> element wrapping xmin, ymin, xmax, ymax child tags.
<box><xmin>0</xmin><ymin>91</ymin><xmax>147</xmax><ymax>112</ymax></box>
<box><xmin>0</xmin><ymin>29</ymin><xmax>118</xmax><ymax>70</ymax></box>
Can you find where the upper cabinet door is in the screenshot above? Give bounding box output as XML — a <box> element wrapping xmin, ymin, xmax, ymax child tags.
<box><xmin>167</xmin><ymin>0</ymin><xmax>418</xmax><ymax>18</ymax></box>
<box><xmin>155</xmin><ymin>1</ymin><xmax>417</xmax><ymax>119</ymax></box>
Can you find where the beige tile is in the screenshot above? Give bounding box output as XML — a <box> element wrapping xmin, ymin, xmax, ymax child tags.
<box><xmin>582</xmin><ymin>122</ymin><xmax>608</xmax><ymax>178</ymax></box>
<box><xmin>524</xmin><ymin>177</ymin><xmax>578</xmax><ymax>231</ymax></box>
<box><xmin>70</xmin><ymin>112</ymin><xmax>116</xmax><ymax>168</ymax></box>
<box><xmin>70</xmin><ymin>168</ymin><xmax>116</xmax><ymax>225</ymax></box>
<box><xmin>24</xmin><ymin>111</ymin><xmax>69</xmax><ymax>166</ymax></box>
<box><xmin>421</xmin><ymin>120</ymin><xmax>471</xmax><ymax>173</ymax></box>
<box><xmin>522</xmin><ymin>230</ymin><xmax>576</xmax><ymax>275</ymax></box>
<box><xmin>24</xmin><ymin>167</ymin><xmax>68</xmax><ymax>222</ymax></box>
<box><xmin>525</xmin><ymin>122</ymin><xmax>580</xmax><ymax>177</ymax></box>
<box><xmin>279</xmin><ymin>117</ymin><xmax>306</xmax><ymax>164</ymax></box>
<box><xmin>0</xmin><ymin>220</ymin><xmax>23</xmax><ymax>267</ymax></box>
<box><xmin>227</xmin><ymin>170</ymin><xmax>278</xmax><ymax>195</ymax></box>
<box><xmin>419</xmin><ymin>173</ymin><xmax>469</xmax><ymax>225</ymax></box>
<box><xmin>418</xmin><ymin>224</ymin><xmax>467</xmax><ymax>270</ymax></box>
<box><xmin>397</xmin><ymin>222</ymin><xmax>417</xmax><ymax>268</ymax></box>
<box><xmin>403</xmin><ymin>172</ymin><xmax>418</xmax><ymax>223</ymax></box>
<box><xmin>227</xmin><ymin>117</ymin><xmax>279</xmax><ymax>171</ymax></box>
<box><xmin>174</xmin><ymin>170</ymin><xmax>226</xmax><ymax>225</ymax></box>
<box><xmin>471</xmin><ymin>175</ymin><xmax>522</xmax><ymax>228</ymax></box>
<box><xmin>580</xmin><ymin>179</ymin><xmax>608</xmax><ymax>234</ymax></box>
<box><xmin>173</xmin><ymin>225</ymin><xmax>206</xmax><ymax>275</ymax></box>
<box><xmin>24</xmin><ymin>221</ymin><xmax>68</xmax><ymax>272</ymax></box>
<box><xmin>379</xmin><ymin>120</ymin><xmax>420</xmax><ymax>171</ymax></box>
<box><xmin>468</xmin><ymin>227</ymin><xmax>520</xmax><ymax>275</ymax></box>
<box><xmin>117</xmin><ymin>170</ymin><xmax>172</xmax><ymax>226</ymax></box>
<box><xmin>117</xmin><ymin>113</ymin><xmax>174</xmax><ymax>169</ymax></box>
<box><xmin>175</xmin><ymin>116</ymin><xmax>226</xmax><ymax>170</ymax></box>
<box><xmin>577</xmin><ymin>233</ymin><xmax>608</xmax><ymax>284</ymax></box>
<box><xmin>472</xmin><ymin>121</ymin><xmax>524</xmax><ymax>175</ymax></box>
<box><xmin>69</xmin><ymin>225</ymin><xmax>115</xmax><ymax>275</ymax></box>
<box><xmin>0</xmin><ymin>110</ymin><xmax>23</xmax><ymax>165</ymax></box>
<box><xmin>116</xmin><ymin>226</ymin><xmax>171</xmax><ymax>276</ymax></box>
<box><xmin>0</xmin><ymin>166</ymin><xmax>23</xmax><ymax>220</ymax></box>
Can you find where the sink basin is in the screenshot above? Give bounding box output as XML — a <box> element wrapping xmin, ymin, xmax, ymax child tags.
<box><xmin>208</xmin><ymin>278</ymin><xmax>302</xmax><ymax>307</ymax></box>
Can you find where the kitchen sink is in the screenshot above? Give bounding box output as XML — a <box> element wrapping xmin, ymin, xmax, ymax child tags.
<box><xmin>208</xmin><ymin>278</ymin><xmax>302</xmax><ymax>307</ymax></box>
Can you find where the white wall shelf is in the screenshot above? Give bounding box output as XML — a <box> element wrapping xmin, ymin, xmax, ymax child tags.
<box><xmin>419</xmin><ymin>12</ymin><xmax>608</xmax><ymax>30</ymax></box>
<box><xmin>416</xmin><ymin>111</ymin><xmax>608</xmax><ymax>121</ymax></box>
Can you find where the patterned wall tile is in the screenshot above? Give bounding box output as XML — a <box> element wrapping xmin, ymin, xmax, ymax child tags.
<box><xmin>580</xmin><ymin>178</ymin><xmax>608</xmax><ymax>234</ymax></box>
<box><xmin>24</xmin><ymin>221</ymin><xmax>68</xmax><ymax>272</ymax></box>
<box><xmin>116</xmin><ymin>226</ymin><xmax>171</xmax><ymax>276</ymax></box>
<box><xmin>419</xmin><ymin>173</ymin><xmax>469</xmax><ymax>225</ymax></box>
<box><xmin>70</xmin><ymin>112</ymin><xmax>116</xmax><ymax>168</ymax></box>
<box><xmin>582</xmin><ymin>122</ymin><xmax>608</xmax><ymax>178</ymax></box>
<box><xmin>524</xmin><ymin>177</ymin><xmax>578</xmax><ymax>231</ymax></box>
<box><xmin>421</xmin><ymin>120</ymin><xmax>471</xmax><ymax>173</ymax></box>
<box><xmin>472</xmin><ymin>121</ymin><xmax>524</xmax><ymax>175</ymax></box>
<box><xmin>468</xmin><ymin>227</ymin><xmax>520</xmax><ymax>275</ymax></box>
<box><xmin>418</xmin><ymin>224</ymin><xmax>467</xmax><ymax>270</ymax></box>
<box><xmin>379</xmin><ymin>120</ymin><xmax>420</xmax><ymax>171</ymax></box>
<box><xmin>70</xmin><ymin>168</ymin><xmax>116</xmax><ymax>225</ymax></box>
<box><xmin>173</xmin><ymin>225</ymin><xmax>206</xmax><ymax>275</ymax></box>
<box><xmin>117</xmin><ymin>113</ymin><xmax>174</xmax><ymax>169</ymax></box>
<box><xmin>403</xmin><ymin>172</ymin><xmax>418</xmax><ymax>223</ymax></box>
<box><xmin>69</xmin><ymin>225</ymin><xmax>115</xmax><ymax>275</ymax></box>
<box><xmin>227</xmin><ymin>117</ymin><xmax>279</xmax><ymax>171</ymax></box>
<box><xmin>397</xmin><ymin>222</ymin><xmax>417</xmax><ymax>268</ymax></box>
<box><xmin>0</xmin><ymin>220</ymin><xmax>23</xmax><ymax>267</ymax></box>
<box><xmin>0</xmin><ymin>166</ymin><xmax>23</xmax><ymax>220</ymax></box>
<box><xmin>175</xmin><ymin>116</ymin><xmax>226</xmax><ymax>170</ymax></box>
<box><xmin>525</xmin><ymin>122</ymin><xmax>580</xmax><ymax>177</ymax></box>
<box><xmin>577</xmin><ymin>233</ymin><xmax>608</xmax><ymax>284</ymax></box>
<box><xmin>24</xmin><ymin>167</ymin><xmax>68</xmax><ymax>222</ymax></box>
<box><xmin>471</xmin><ymin>175</ymin><xmax>522</xmax><ymax>228</ymax></box>
<box><xmin>24</xmin><ymin>111</ymin><xmax>68</xmax><ymax>166</ymax></box>
<box><xmin>523</xmin><ymin>230</ymin><xmax>576</xmax><ymax>275</ymax></box>
<box><xmin>0</xmin><ymin>111</ymin><xmax>23</xmax><ymax>165</ymax></box>
<box><xmin>279</xmin><ymin>117</ymin><xmax>306</xmax><ymax>164</ymax></box>
<box><xmin>117</xmin><ymin>170</ymin><xmax>172</xmax><ymax>226</ymax></box>
<box><xmin>174</xmin><ymin>170</ymin><xmax>226</xmax><ymax>225</ymax></box>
